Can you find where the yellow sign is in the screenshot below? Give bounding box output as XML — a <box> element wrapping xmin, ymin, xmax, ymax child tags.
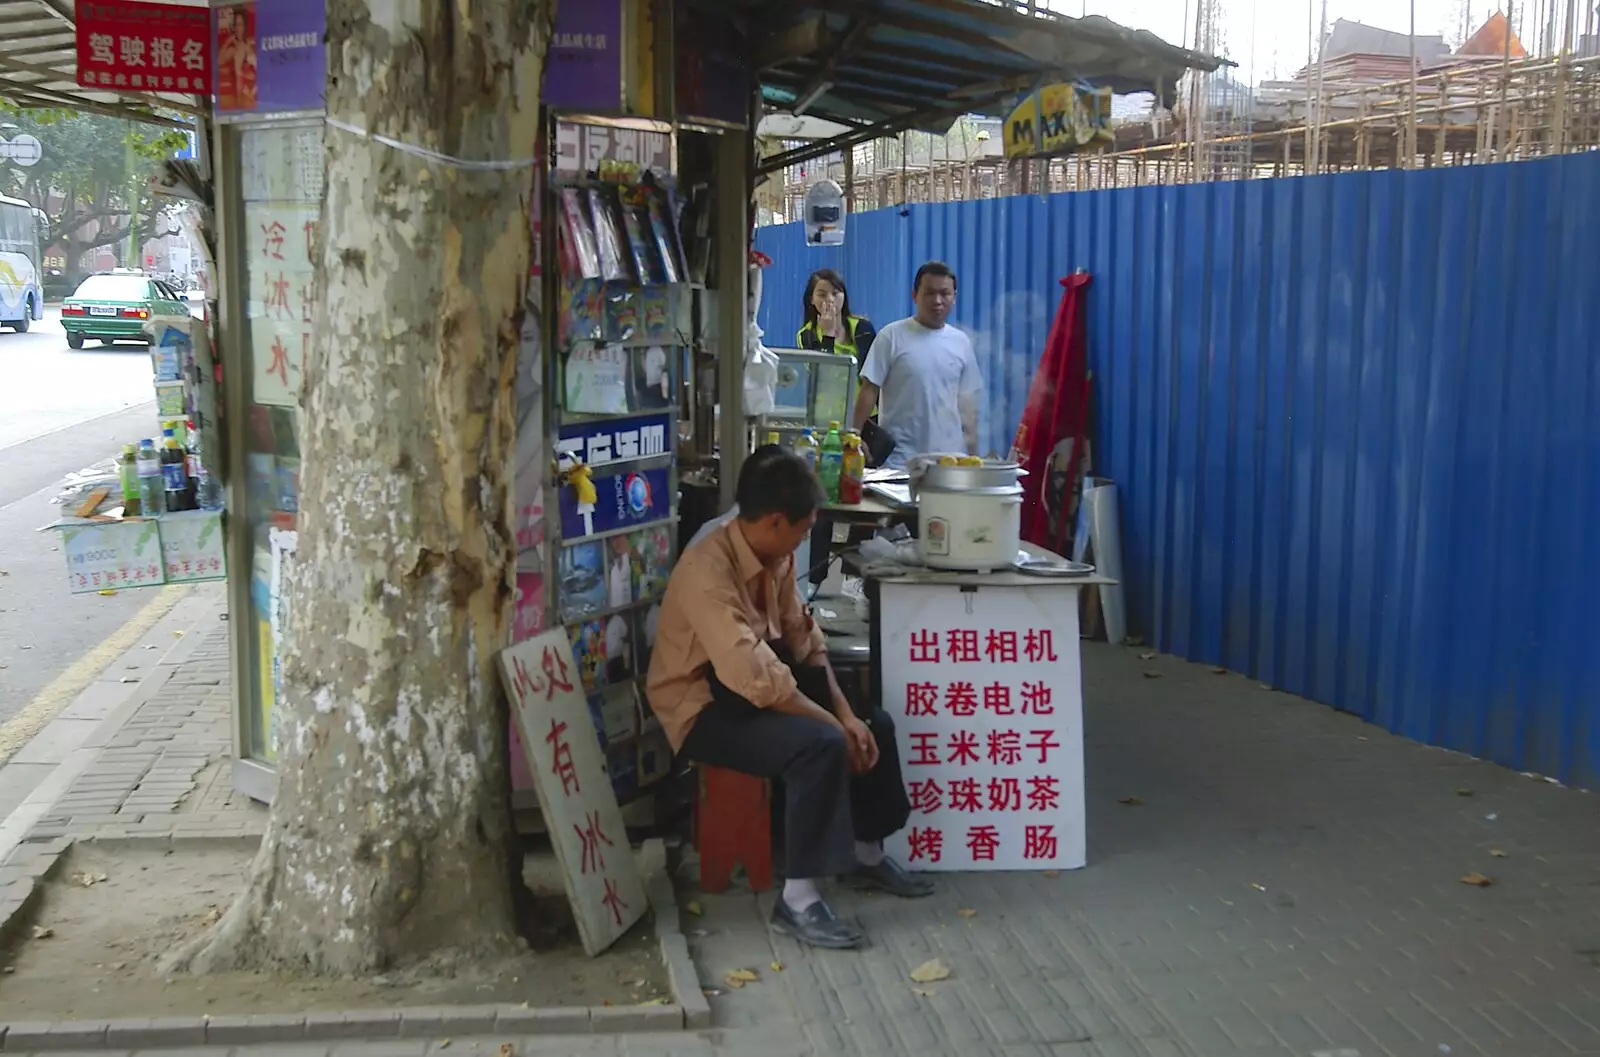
<box><xmin>1003</xmin><ymin>83</ymin><xmax>1114</xmax><ymax>160</ymax></box>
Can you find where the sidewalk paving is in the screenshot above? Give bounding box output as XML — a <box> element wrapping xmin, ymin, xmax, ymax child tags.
<box><xmin>3</xmin><ymin>605</ymin><xmax>1600</xmax><ymax>1056</ymax></box>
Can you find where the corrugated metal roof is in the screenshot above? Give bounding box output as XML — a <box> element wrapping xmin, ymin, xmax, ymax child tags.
<box><xmin>728</xmin><ymin>0</ymin><xmax>1220</xmax><ymax>131</ymax></box>
<box><xmin>0</xmin><ymin>0</ymin><xmax>201</xmax><ymax>129</ymax></box>
<box><xmin>1323</xmin><ymin>18</ymin><xmax>1451</xmax><ymax>63</ymax></box>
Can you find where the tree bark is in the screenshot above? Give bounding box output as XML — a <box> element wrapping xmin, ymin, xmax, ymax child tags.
<box><xmin>175</xmin><ymin>0</ymin><xmax>554</xmax><ymax>976</ymax></box>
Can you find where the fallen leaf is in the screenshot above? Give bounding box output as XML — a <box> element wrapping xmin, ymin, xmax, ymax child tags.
<box><xmin>1119</xmin><ymin>796</ymin><xmax>1145</xmax><ymax>806</ymax></box>
<box><xmin>724</xmin><ymin>968</ymin><xmax>758</xmax><ymax>988</ymax></box>
<box><xmin>1042</xmin><ymin>870</ymin><xmax>1061</xmax><ymax>878</ymax></box>
<box><xmin>912</xmin><ymin>987</ymin><xmax>936</xmax><ymax>998</ymax></box>
<box><xmin>499</xmin><ymin>1045</ymin><xmax>514</xmax><ymax>1057</ymax></box>
<box><xmin>98</xmin><ymin>590</ymin><xmax>117</xmax><ymax>597</ymax></box>
<box><xmin>172</xmin><ymin>630</ymin><xmax>185</xmax><ymax>637</ymax></box>
<box><xmin>770</xmin><ymin>960</ymin><xmax>784</xmax><ymax>972</ymax></box>
<box><xmin>909</xmin><ymin>959</ymin><xmax>951</xmax><ymax>983</ymax></box>
<box><xmin>638</xmin><ymin>997</ymin><xmax>670</xmax><ymax>1006</ymax></box>
<box><xmin>1490</xmin><ymin>848</ymin><xmax>1509</xmax><ymax>858</ymax></box>
<box><xmin>1258</xmin><ymin>683</ymin><xmax>1273</xmax><ymax>691</ymax></box>
<box><xmin>1455</xmin><ymin>788</ymin><xmax>1475</xmax><ymax>797</ymax></box>
<box><xmin>685</xmin><ymin>900</ymin><xmax>703</xmax><ymax>917</ymax></box>
<box><xmin>1142</xmin><ymin>671</ymin><xmax>1162</xmax><ymax>679</ymax></box>
<box><xmin>1461</xmin><ymin>873</ymin><xmax>1494</xmax><ymax>887</ymax></box>
<box><xmin>30</xmin><ymin>926</ymin><xmax>53</xmax><ymax>939</ymax></box>
<box><xmin>1139</xmin><ymin>652</ymin><xmax>1156</xmax><ymax>661</ymax></box>
<box><xmin>1211</xmin><ymin>667</ymin><xmax>1228</xmax><ymax>675</ymax></box>
<box><xmin>438</xmin><ymin>1042</ymin><xmax>450</xmax><ymax>1051</ymax></box>
<box><xmin>957</xmin><ymin>908</ymin><xmax>977</xmax><ymax>918</ymax></box>
<box><xmin>1249</xmin><ymin>883</ymin><xmax>1267</xmax><ymax>892</ymax></box>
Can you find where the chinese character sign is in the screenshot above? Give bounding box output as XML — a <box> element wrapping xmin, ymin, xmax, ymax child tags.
<box><xmin>498</xmin><ymin>630</ymin><xmax>646</xmax><ymax>956</ymax></box>
<box><xmin>76</xmin><ymin>2</ymin><xmax>210</xmax><ymax>94</ymax></box>
<box><xmin>882</xmin><ymin>582</ymin><xmax>1086</xmax><ymax>872</ymax></box>
<box><xmin>543</xmin><ymin>0</ymin><xmax>622</xmax><ymax>110</ymax></box>
<box><xmin>245</xmin><ymin>203</ymin><xmax>319</xmax><ymax>408</ymax></box>
<box><xmin>214</xmin><ymin>0</ymin><xmax>326</xmax><ymax>115</ymax></box>
<box><xmin>60</xmin><ymin>520</ymin><xmax>163</xmax><ymax>594</ymax></box>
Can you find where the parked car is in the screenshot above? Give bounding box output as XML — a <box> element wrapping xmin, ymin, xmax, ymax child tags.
<box><xmin>60</xmin><ymin>270</ymin><xmax>191</xmax><ymax>349</ymax></box>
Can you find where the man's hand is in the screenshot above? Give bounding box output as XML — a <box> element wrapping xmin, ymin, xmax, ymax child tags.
<box><xmin>841</xmin><ymin>715</ymin><xmax>879</xmax><ymax>774</ymax></box>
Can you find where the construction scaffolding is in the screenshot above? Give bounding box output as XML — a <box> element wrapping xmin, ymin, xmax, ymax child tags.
<box><xmin>760</xmin><ymin>9</ymin><xmax>1600</xmax><ymax>214</ymax></box>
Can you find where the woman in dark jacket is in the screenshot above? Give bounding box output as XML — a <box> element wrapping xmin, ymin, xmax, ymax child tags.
<box><xmin>797</xmin><ymin>269</ymin><xmax>877</xmax><ymax>359</ymax></box>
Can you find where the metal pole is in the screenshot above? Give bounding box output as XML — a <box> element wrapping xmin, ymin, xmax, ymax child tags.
<box><xmin>1408</xmin><ymin>0</ymin><xmax>1419</xmax><ymax>167</ymax></box>
<box><xmin>1304</xmin><ymin>0</ymin><xmax>1315</xmax><ymax>171</ymax></box>
<box><xmin>715</xmin><ymin>129</ymin><xmax>749</xmax><ymax>513</ymax></box>
<box><xmin>1312</xmin><ymin>0</ymin><xmax>1330</xmax><ymax>173</ymax></box>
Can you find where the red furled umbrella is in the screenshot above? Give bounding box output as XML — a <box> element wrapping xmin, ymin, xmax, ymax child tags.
<box><xmin>1010</xmin><ymin>272</ymin><xmax>1092</xmax><ymax>550</ymax></box>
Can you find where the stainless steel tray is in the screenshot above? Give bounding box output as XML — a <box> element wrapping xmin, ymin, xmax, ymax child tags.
<box><xmin>1013</xmin><ymin>556</ymin><xmax>1095</xmax><ymax>578</ymax></box>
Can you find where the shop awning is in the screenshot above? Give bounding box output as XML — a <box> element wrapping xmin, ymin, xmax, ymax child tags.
<box><xmin>733</xmin><ymin>0</ymin><xmax>1223</xmax><ymax>174</ymax></box>
<box><xmin>0</xmin><ymin>0</ymin><xmax>201</xmax><ymax>129</ymax></box>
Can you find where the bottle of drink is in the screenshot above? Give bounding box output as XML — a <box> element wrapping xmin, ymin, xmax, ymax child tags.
<box><xmin>136</xmin><ymin>439</ymin><xmax>166</xmax><ymax>517</ymax></box>
<box><xmin>161</xmin><ymin>426</ymin><xmax>193</xmax><ymax>512</ymax></box>
<box><xmin>794</xmin><ymin>428</ymin><xmax>819</xmax><ymax>471</ymax></box>
<box><xmin>116</xmin><ymin>444</ymin><xmax>141</xmax><ymax>517</ymax></box>
<box><xmin>839</xmin><ymin>432</ymin><xmax>865</xmax><ymax>504</ymax></box>
<box><xmin>764</xmin><ymin>430</ymin><xmax>782</xmax><ymax>448</ymax></box>
<box><xmin>818</xmin><ymin>421</ymin><xmax>844</xmax><ymax>501</ymax></box>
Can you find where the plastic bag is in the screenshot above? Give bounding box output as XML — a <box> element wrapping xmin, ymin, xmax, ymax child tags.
<box><xmin>743</xmin><ymin>325</ymin><xmax>779</xmax><ymax>416</ymax></box>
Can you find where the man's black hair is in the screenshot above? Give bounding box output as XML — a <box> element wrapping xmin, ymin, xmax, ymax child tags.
<box><xmin>737</xmin><ymin>448</ymin><xmax>825</xmax><ymax>525</ymax></box>
<box><xmin>914</xmin><ymin>260</ymin><xmax>958</xmax><ymax>294</ymax></box>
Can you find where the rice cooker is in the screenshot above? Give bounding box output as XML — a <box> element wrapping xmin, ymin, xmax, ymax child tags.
<box><xmin>915</xmin><ymin>460</ymin><xmax>1024</xmax><ymax>572</ymax></box>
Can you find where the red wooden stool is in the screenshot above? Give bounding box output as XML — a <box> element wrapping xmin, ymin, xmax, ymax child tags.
<box><xmin>695</xmin><ymin>765</ymin><xmax>773</xmax><ymax>893</ymax></box>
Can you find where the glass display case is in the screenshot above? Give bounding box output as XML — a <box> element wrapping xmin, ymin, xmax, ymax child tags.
<box><xmin>754</xmin><ymin>346</ymin><xmax>858</xmax><ymax>446</ymax></box>
<box><xmin>222</xmin><ymin>119</ymin><xmax>322</xmax><ymax>799</ymax></box>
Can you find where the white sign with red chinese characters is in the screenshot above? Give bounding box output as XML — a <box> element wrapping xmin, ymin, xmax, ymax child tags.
<box><xmin>245</xmin><ymin>202</ymin><xmax>319</xmax><ymax>408</ymax></box>
<box><xmin>498</xmin><ymin>630</ymin><xmax>647</xmax><ymax>955</ymax></box>
<box><xmin>159</xmin><ymin>510</ymin><xmax>227</xmax><ymax>584</ymax></box>
<box><xmin>60</xmin><ymin>519</ymin><xmax>165</xmax><ymax>594</ymax></box>
<box><xmin>881</xmin><ymin>582</ymin><xmax>1086</xmax><ymax>872</ymax></box>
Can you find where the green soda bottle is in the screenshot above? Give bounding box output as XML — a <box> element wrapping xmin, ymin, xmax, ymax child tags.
<box><xmin>818</xmin><ymin>421</ymin><xmax>844</xmax><ymax>501</ymax></box>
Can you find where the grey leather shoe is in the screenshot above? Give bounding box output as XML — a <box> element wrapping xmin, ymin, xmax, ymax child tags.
<box><xmin>843</xmin><ymin>856</ymin><xmax>936</xmax><ymax>898</ymax></box>
<box><xmin>770</xmin><ymin>897</ymin><xmax>864</xmax><ymax>949</ymax></box>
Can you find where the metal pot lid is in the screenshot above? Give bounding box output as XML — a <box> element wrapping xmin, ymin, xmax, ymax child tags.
<box><xmin>1013</xmin><ymin>556</ymin><xmax>1095</xmax><ymax>578</ymax></box>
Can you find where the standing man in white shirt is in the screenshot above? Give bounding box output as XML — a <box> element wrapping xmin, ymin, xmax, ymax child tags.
<box><xmin>851</xmin><ymin>261</ymin><xmax>983</xmax><ymax>467</ymax></box>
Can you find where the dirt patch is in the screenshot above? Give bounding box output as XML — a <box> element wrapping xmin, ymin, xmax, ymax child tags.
<box><xmin>0</xmin><ymin>844</ymin><xmax>670</xmax><ymax>1021</ymax></box>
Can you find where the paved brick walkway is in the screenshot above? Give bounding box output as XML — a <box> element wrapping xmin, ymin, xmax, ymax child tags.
<box><xmin>23</xmin><ymin>616</ymin><xmax>266</xmax><ymax>845</ymax></box>
<box><xmin>6</xmin><ymin>626</ymin><xmax>1600</xmax><ymax>1056</ymax></box>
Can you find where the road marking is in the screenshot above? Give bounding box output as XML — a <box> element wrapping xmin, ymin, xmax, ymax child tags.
<box><xmin>0</xmin><ymin>584</ymin><xmax>187</xmax><ymax>763</ymax></box>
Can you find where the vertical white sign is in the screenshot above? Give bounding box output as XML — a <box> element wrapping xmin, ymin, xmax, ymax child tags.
<box><xmin>881</xmin><ymin>582</ymin><xmax>1087</xmax><ymax>872</ymax></box>
<box><xmin>499</xmin><ymin>630</ymin><xmax>647</xmax><ymax>955</ymax></box>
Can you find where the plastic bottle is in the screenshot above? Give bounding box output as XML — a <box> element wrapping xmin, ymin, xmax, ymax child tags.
<box><xmin>161</xmin><ymin>427</ymin><xmax>193</xmax><ymax>512</ymax></box>
<box><xmin>794</xmin><ymin>428</ymin><xmax>819</xmax><ymax>472</ymax></box>
<box><xmin>764</xmin><ymin>430</ymin><xmax>782</xmax><ymax>448</ymax></box>
<box><xmin>818</xmin><ymin>421</ymin><xmax>844</xmax><ymax>501</ymax></box>
<box><xmin>839</xmin><ymin>431</ymin><xmax>865</xmax><ymax>504</ymax></box>
<box><xmin>117</xmin><ymin>444</ymin><xmax>141</xmax><ymax>517</ymax></box>
<box><xmin>136</xmin><ymin>439</ymin><xmax>166</xmax><ymax>517</ymax></box>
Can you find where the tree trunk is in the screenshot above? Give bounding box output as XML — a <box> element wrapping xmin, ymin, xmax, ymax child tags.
<box><xmin>176</xmin><ymin>0</ymin><xmax>554</xmax><ymax>976</ymax></box>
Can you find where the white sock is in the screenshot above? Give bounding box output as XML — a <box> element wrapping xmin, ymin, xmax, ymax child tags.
<box><xmin>783</xmin><ymin>878</ymin><xmax>822</xmax><ymax>913</ymax></box>
<box><xmin>855</xmin><ymin>841</ymin><xmax>886</xmax><ymax>867</ymax></box>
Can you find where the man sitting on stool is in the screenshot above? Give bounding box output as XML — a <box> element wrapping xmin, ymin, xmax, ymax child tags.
<box><xmin>648</xmin><ymin>450</ymin><xmax>931</xmax><ymax>949</ymax></box>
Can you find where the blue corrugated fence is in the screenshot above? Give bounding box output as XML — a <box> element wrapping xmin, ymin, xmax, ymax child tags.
<box><xmin>754</xmin><ymin>154</ymin><xmax>1600</xmax><ymax>788</ymax></box>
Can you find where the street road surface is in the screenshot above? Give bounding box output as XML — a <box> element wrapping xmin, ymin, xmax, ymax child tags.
<box><xmin>0</xmin><ymin>309</ymin><xmax>179</xmax><ymax>727</ymax></box>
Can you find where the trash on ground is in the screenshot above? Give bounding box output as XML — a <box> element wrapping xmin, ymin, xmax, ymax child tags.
<box><xmin>1460</xmin><ymin>872</ymin><xmax>1494</xmax><ymax>887</ymax></box>
<box><xmin>909</xmin><ymin>959</ymin><xmax>951</xmax><ymax>983</ymax></box>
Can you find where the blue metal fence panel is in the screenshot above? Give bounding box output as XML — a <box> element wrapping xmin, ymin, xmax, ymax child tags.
<box><xmin>754</xmin><ymin>153</ymin><xmax>1600</xmax><ymax>788</ymax></box>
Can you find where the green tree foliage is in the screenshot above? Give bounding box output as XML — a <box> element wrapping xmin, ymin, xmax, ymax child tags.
<box><xmin>0</xmin><ymin>108</ymin><xmax>187</xmax><ymax>279</ymax></box>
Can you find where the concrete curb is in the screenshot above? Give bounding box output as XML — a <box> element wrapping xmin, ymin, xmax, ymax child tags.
<box><xmin>0</xmin><ymin>838</ymin><xmax>696</xmax><ymax>1049</ymax></box>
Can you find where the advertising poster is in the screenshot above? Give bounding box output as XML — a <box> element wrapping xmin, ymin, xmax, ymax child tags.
<box><xmin>215</xmin><ymin>0</ymin><xmax>326</xmax><ymax>115</ymax></box>
<box><xmin>543</xmin><ymin>0</ymin><xmax>622</xmax><ymax>111</ymax></box>
<box><xmin>558</xmin><ymin>464</ymin><xmax>670</xmax><ymax>541</ymax></box>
